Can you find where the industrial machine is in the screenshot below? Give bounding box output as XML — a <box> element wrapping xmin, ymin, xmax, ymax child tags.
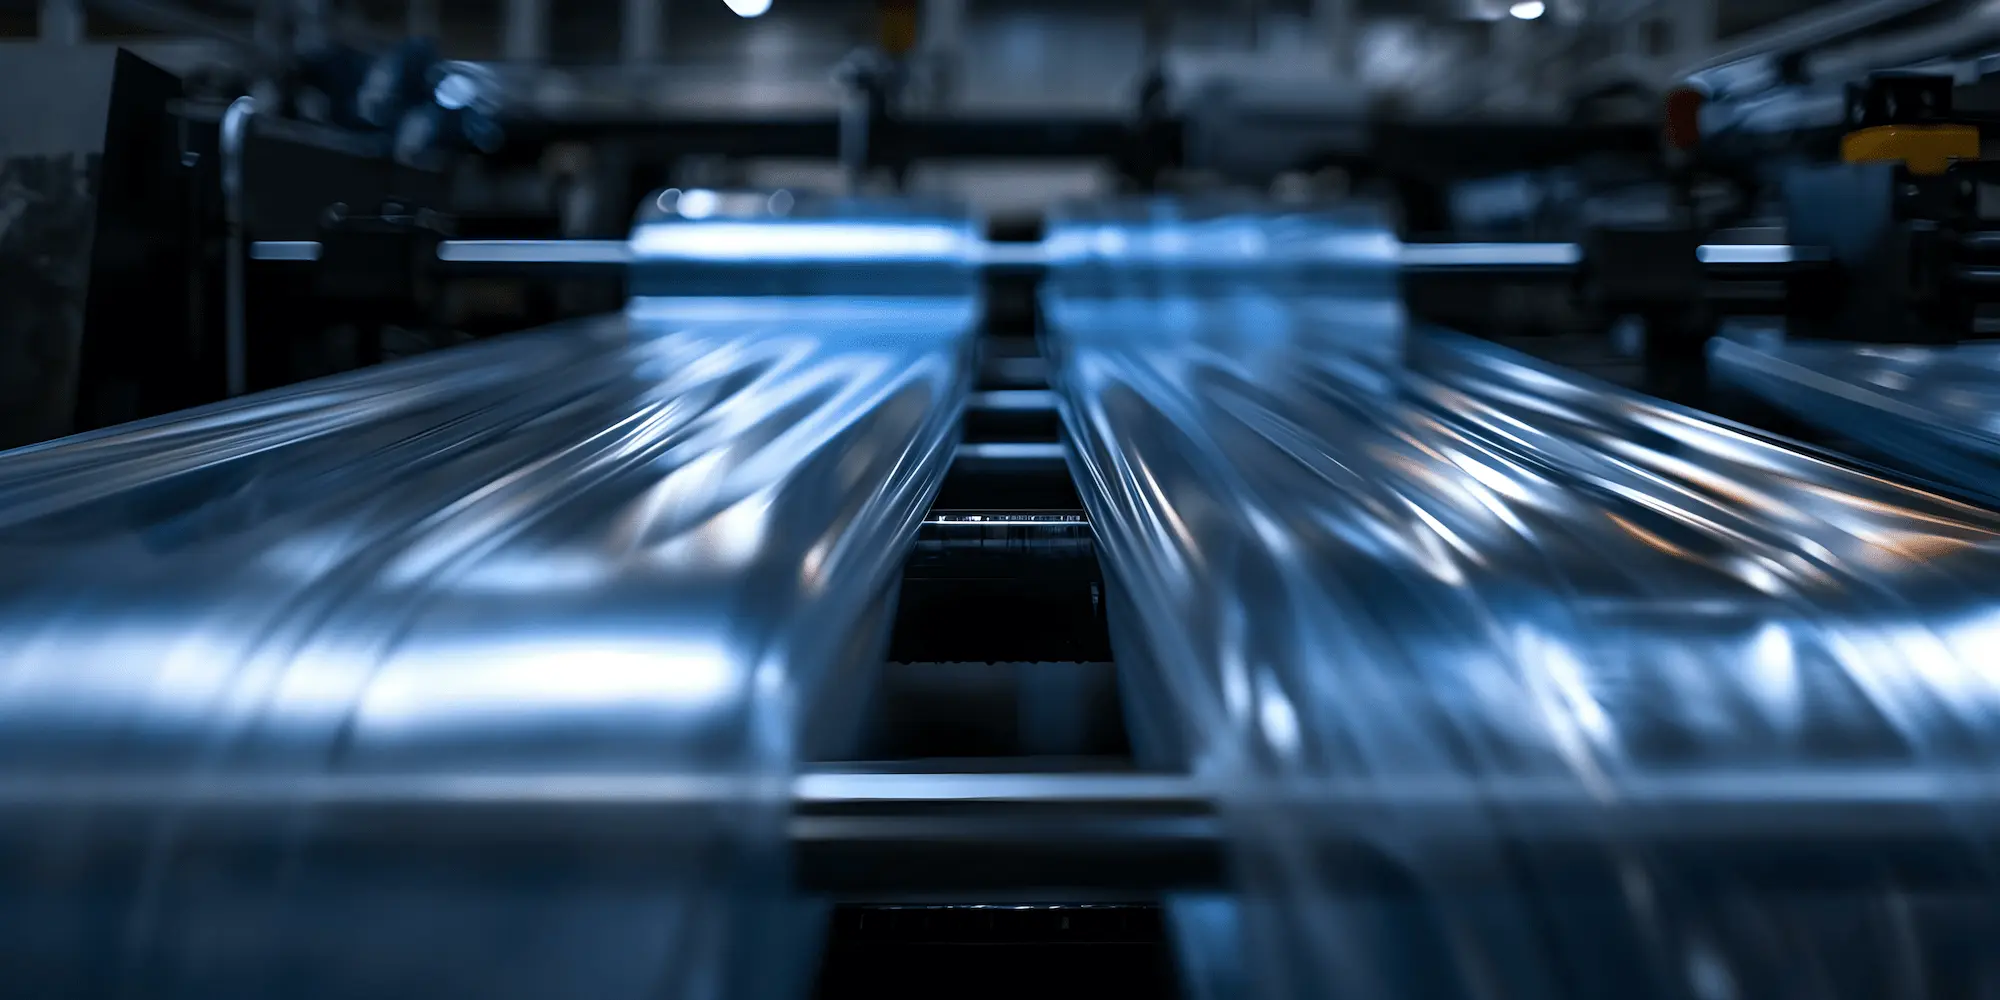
<box><xmin>9</xmin><ymin>14</ymin><xmax>2000</xmax><ymax>998</ymax></box>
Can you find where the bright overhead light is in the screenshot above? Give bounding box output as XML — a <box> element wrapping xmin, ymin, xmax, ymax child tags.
<box><xmin>724</xmin><ymin>0</ymin><xmax>771</xmax><ymax>16</ymax></box>
<box><xmin>1508</xmin><ymin>0</ymin><xmax>1546</xmax><ymax>19</ymax></box>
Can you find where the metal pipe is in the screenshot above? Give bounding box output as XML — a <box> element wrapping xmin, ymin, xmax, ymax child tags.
<box><xmin>243</xmin><ymin>237</ymin><xmax>1830</xmax><ymax>283</ymax></box>
<box><xmin>248</xmin><ymin>240</ymin><xmax>322</xmax><ymax>261</ymax></box>
<box><xmin>0</xmin><ymin>766</ymin><xmax>1984</xmax><ymax>832</ymax></box>
<box><xmin>1680</xmin><ymin>0</ymin><xmax>1944</xmax><ymax>82</ymax></box>
<box><xmin>920</xmin><ymin>0</ymin><xmax>964</xmax><ymax>109</ymax></box>
<box><xmin>439</xmin><ymin>238</ymin><xmax>633</xmax><ymax>267</ymax></box>
<box><xmin>257</xmin><ymin>238</ymin><xmax>1047</xmax><ymax>272</ymax></box>
<box><xmin>953</xmin><ymin>441</ymin><xmax>1069</xmax><ymax>476</ymax></box>
<box><xmin>1696</xmin><ymin>243</ymin><xmax>1826</xmax><ymax>265</ymax></box>
<box><xmin>502</xmin><ymin>0</ymin><xmax>547</xmax><ymax>62</ymax></box>
<box><xmin>839</xmin><ymin>82</ymin><xmax>872</xmax><ymax>194</ymax></box>
<box><xmin>967</xmin><ymin>389</ymin><xmax>1059</xmax><ymax>413</ymax></box>
<box><xmin>39</xmin><ymin>0</ymin><xmax>82</xmax><ymax>44</ymax></box>
<box><xmin>796</xmin><ymin>769</ymin><xmax>2000</xmax><ymax>893</ymax></box>
<box><xmin>0</xmin><ymin>769</ymin><xmax>1990</xmax><ymax>893</ymax></box>
<box><xmin>221</xmin><ymin>95</ymin><xmax>255</xmax><ymax>399</ymax></box>
<box><xmin>1398</xmin><ymin>241</ymin><xmax>1583</xmax><ymax>273</ymax></box>
<box><xmin>621</xmin><ymin>0</ymin><xmax>662</xmax><ymax>64</ymax></box>
<box><xmin>1311</xmin><ymin>0</ymin><xmax>1354</xmax><ymax>79</ymax></box>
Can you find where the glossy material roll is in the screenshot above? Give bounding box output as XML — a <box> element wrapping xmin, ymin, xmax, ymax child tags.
<box><xmin>0</xmin><ymin>300</ymin><xmax>974</xmax><ymax>996</ymax></box>
<box><xmin>1712</xmin><ymin>336</ymin><xmax>2000</xmax><ymax>502</ymax></box>
<box><xmin>1042</xmin><ymin>198</ymin><xmax>1407</xmax><ymax>365</ymax></box>
<box><xmin>1051</xmin><ymin>273</ymin><xmax>2000</xmax><ymax>998</ymax></box>
<box><xmin>629</xmin><ymin>188</ymin><xmax>983</xmax><ymax>309</ymax></box>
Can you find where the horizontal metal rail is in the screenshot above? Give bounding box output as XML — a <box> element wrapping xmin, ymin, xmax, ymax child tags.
<box><xmin>247</xmin><ymin>238</ymin><xmax>1829</xmax><ymax>279</ymax></box>
<box><xmin>0</xmin><ymin>769</ymin><xmax>1990</xmax><ymax>892</ymax></box>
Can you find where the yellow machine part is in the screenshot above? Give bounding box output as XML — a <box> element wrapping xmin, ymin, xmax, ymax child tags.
<box><xmin>1841</xmin><ymin>123</ymin><xmax>1980</xmax><ymax>176</ymax></box>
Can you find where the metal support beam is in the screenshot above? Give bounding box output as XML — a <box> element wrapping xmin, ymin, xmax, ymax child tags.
<box><xmin>503</xmin><ymin>0</ymin><xmax>547</xmax><ymax>63</ymax></box>
<box><xmin>1488</xmin><ymin>15</ymin><xmax>1535</xmax><ymax>110</ymax></box>
<box><xmin>920</xmin><ymin>0</ymin><xmax>962</xmax><ymax>51</ymax></box>
<box><xmin>0</xmin><ymin>769</ymin><xmax>1992</xmax><ymax>894</ymax></box>
<box><xmin>1674</xmin><ymin>0</ymin><xmax>1715</xmax><ymax>67</ymax></box>
<box><xmin>622</xmin><ymin>0</ymin><xmax>663</xmax><ymax>64</ymax></box>
<box><xmin>1683</xmin><ymin>0</ymin><xmax>1943</xmax><ymax>80</ymax></box>
<box><xmin>221</xmin><ymin>96</ymin><xmax>255</xmax><ymax>400</ymax></box>
<box><xmin>920</xmin><ymin>0</ymin><xmax>963</xmax><ymax>108</ymax></box>
<box><xmin>39</xmin><ymin>0</ymin><xmax>82</xmax><ymax>44</ymax></box>
<box><xmin>1311</xmin><ymin>0</ymin><xmax>1354</xmax><ymax>78</ymax></box>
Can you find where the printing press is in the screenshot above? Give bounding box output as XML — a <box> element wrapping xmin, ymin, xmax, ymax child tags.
<box><xmin>11</xmin><ymin>1</ymin><xmax>2000</xmax><ymax>997</ymax></box>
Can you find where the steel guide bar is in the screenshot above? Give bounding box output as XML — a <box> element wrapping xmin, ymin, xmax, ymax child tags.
<box><xmin>1</xmin><ymin>769</ymin><xmax>1993</xmax><ymax>892</ymax></box>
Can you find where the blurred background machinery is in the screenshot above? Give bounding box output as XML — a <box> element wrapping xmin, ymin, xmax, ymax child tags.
<box><xmin>11</xmin><ymin>1</ymin><xmax>2000</xmax><ymax>998</ymax></box>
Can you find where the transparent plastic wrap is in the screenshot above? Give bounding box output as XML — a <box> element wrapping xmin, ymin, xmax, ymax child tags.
<box><xmin>1044</xmin><ymin>200</ymin><xmax>1414</xmax><ymax>1000</ymax></box>
<box><xmin>1711</xmin><ymin>337</ymin><xmax>2000</xmax><ymax>500</ymax></box>
<box><xmin>0</xmin><ymin>305</ymin><xmax>974</xmax><ymax>993</ymax></box>
<box><xmin>1042</xmin><ymin>198</ymin><xmax>1407</xmax><ymax>366</ymax></box>
<box><xmin>1051</xmin><ymin>302</ymin><xmax>2000</xmax><ymax>999</ymax></box>
<box><xmin>629</xmin><ymin>188</ymin><xmax>984</xmax><ymax>327</ymax></box>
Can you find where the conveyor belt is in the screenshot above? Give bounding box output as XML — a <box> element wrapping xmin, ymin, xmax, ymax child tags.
<box><xmin>0</xmin><ymin>195</ymin><xmax>978</xmax><ymax>997</ymax></box>
<box><xmin>1045</xmin><ymin>204</ymin><xmax>2000</xmax><ymax>1000</ymax></box>
<box><xmin>15</xmin><ymin>188</ymin><xmax>2000</xmax><ymax>1000</ymax></box>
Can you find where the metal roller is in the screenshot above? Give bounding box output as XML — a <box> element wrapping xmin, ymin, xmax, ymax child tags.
<box><xmin>1045</xmin><ymin>207</ymin><xmax>2000</xmax><ymax>1000</ymax></box>
<box><xmin>1042</xmin><ymin>198</ymin><xmax>1410</xmax><ymax>371</ymax></box>
<box><xmin>626</xmin><ymin>188</ymin><xmax>984</xmax><ymax>306</ymax></box>
<box><xmin>0</xmin><ymin>201</ymin><xmax>978</xmax><ymax>999</ymax></box>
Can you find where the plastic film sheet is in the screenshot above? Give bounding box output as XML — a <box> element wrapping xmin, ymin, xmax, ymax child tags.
<box><xmin>1044</xmin><ymin>200</ymin><xmax>1413</xmax><ymax>997</ymax></box>
<box><xmin>1052</xmin><ymin>307</ymin><xmax>2000</xmax><ymax>999</ymax></box>
<box><xmin>629</xmin><ymin>188</ymin><xmax>984</xmax><ymax>311</ymax></box>
<box><xmin>1711</xmin><ymin>337</ymin><xmax>2000</xmax><ymax>503</ymax></box>
<box><xmin>1042</xmin><ymin>198</ymin><xmax>1407</xmax><ymax>364</ymax></box>
<box><xmin>0</xmin><ymin>306</ymin><xmax>974</xmax><ymax>998</ymax></box>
